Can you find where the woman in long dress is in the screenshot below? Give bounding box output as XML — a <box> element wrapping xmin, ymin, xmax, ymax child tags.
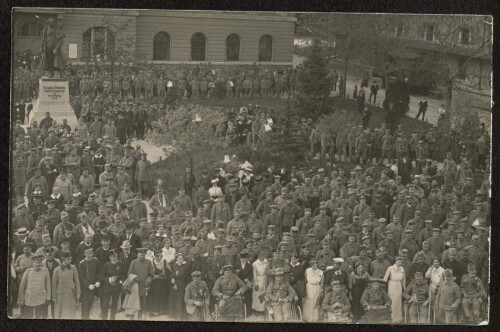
<box><xmin>168</xmin><ymin>253</ymin><xmax>191</xmax><ymax>320</ymax></box>
<box><xmin>349</xmin><ymin>262</ymin><xmax>370</xmax><ymax>322</ymax></box>
<box><xmin>302</xmin><ymin>260</ymin><xmax>324</xmax><ymax>322</ymax></box>
<box><xmin>383</xmin><ymin>256</ymin><xmax>406</xmax><ymax>323</ymax></box>
<box><xmin>252</xmin><ymin>251</ymin><xmax>269</xmax><ymax>315</ymax></box>
<box><xmin>51</xmin><ymin>252</ymin><xmax>80</xmax><ymax>319</ymax></box>
<box><xmin>147</xmin><ymin>250</ymin><xmax>172</xmax><ymax>316</ymax></box>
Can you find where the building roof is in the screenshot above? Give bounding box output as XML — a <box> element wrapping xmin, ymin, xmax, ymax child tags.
<box><xmin>14</xmin><ymin>8</ymin><xmax>297</xmax><ymax>22</ymax></box>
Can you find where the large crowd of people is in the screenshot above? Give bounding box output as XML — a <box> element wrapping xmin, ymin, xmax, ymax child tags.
<box><xmin>10</xmin><ymin>61</ymin><xmax>491</xmax><ymax>323</ymax></box>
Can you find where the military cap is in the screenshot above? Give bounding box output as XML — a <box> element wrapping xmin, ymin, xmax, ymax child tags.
<box><xmin>369</xmin><ymin>278</ymin><xmax>386</xmax><ymax>284</ymax></box>
<box><xmin>22</xmin><ymin>241</ymin><xmax>34</xmax><ymax>248</ymax></box>
<box><xmin>213</xmin><ymin>245</ymin><xmax>222</xmax><ymax>250</ymax></box>
<box><xmin>333</xmin><ymin>257</ymin><xmax>344</xmax><ymax>264</ymax></box>
<box><xmin>137</xmin><ymin>248</ymin><xmax>148</xmax><ymax>254</ymax></box>
<box><xmin>221</xmin><ymin>265</ymin><xmax>233</xmax><ymax>272</ymax></box>
<box><xmin>191</xmin><ymin>271</ymin><xmax>202</xmax><ymax>277</ymax></box>
<box><xmin>83</xmin><ymin>247</ymin><xmax>94</xmax><ymax>253</ymax></box>
<box><xmin>432</xmin><ymin>227</ymin><xmax>441</xmax><ymax>232</ymax></box>
<box><xmin>290</xmin><ymin>226</ymin><xmax>299</xmax><ymax>232</ymax></box>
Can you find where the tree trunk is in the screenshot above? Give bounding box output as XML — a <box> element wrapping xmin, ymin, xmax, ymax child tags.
<box><xmin>445</xmin><ymin>77</ymin><xmax>453</xmax><ymax>109</ymax></box>
<box><xmin>344</xmin><ymin>57</ymin><xmax>349</xmax><ymax>98</ymax></box>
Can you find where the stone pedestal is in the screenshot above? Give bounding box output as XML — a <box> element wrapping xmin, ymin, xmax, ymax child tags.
<box><xmin>29</xmin><ymin>78</ymin><xmax>78</xmax><ymax>129</ymax></box>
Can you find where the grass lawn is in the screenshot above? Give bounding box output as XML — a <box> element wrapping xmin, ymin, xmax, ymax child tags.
<box><xmin>149</xmin><ymin>95</ymin><xmax>435</xmax><ymax>197</ymax></box>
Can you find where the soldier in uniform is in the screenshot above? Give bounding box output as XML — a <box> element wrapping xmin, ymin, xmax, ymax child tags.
<box><xmin>403</xmin><ymin>271</ymin><xmax>429</xmax><ymax>323</ymax></box>
<box><xmin>322</xmin><ymin>279</ymin><xmax>351</xmax><ymax>323</ymax></box>
<box><xmin>100</xmin><ymin>249</ymin><xmax>126</xmax><ymax>320</ymax></box>
<box><xmin>127</xmin><ymin>248</ymin><xmax>154</xmax><ymax>319</ymax></box>
<box><xmin>265</xmin><ymin>270</ymin><xmax>297</xmax><ymax>321</ymax></box>
<box><xmin>464</xmin><ymin>235</ymin><xmax>484</xmax><ymax>266</ymax></box>
<box><xmin>77</xmin><ymin>247</ymin><xmax>101</xmax><ymax>319</ymax></box>
<box><xmin>359</xmin><ymin>279</ymin><xmax>391</xmax><ymax>323</ymax></box>
<box><xmin>184</xmin><ymin>270</ymin><xmax>210</xmax><ymax>321</ymax></box>
<box><xmin>17</xmin><ymin>254</ymin><xmax>51</xmax><ymax>319</ymax></box>
<box><xmin>460</xmin><ymin>263</ymin><xmax>486</xmax><ymax>323</ymax></box>
<box><xmin>212</xmin><ymin>265</ymin><xmax>248</xmax><ymax>321</ymax></box>
<box><xmin>435</xmin><ymin>269</ymin><xmax>461</xmax><ymax>324</ymax></box>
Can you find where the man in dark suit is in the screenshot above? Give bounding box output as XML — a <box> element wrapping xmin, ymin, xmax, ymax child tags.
<box><xmin>398</xmin><ymin>153</ymin><xmax>412</xmax><ymax>185</ymax></box>
<box><xmin>236</xmin><ymin>249</ymin><xmax>253</xmax><ymax>311</ymax></box>
<box><xmin>117</xmin><ymin>240</ymin><xmax>137</xmax><ymax>311</ymax></box>
<box><xmin>94</xmin><ymin>221</ymin><xmax>117</xmax><ymax>249</ymax></box>
<box><xmin>75</xmin><ymin>233</ymin><xmax>97</xmax><ymax>264</ymax></box>
<box><xmin>118</xmin><ymin>224</ymin><xmax>141</xmax><ymax>255</ymax></box>
<box><xmin>43</xmin><ymin>247</ymin><xmax>60</xmax><ymax>318</ymax></box>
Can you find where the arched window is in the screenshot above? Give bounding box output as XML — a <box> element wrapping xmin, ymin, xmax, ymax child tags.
<box><xmin>82</xmin><ymin>27</ymin><xmax>115</xmax><ymax>61</ymax></box>
<box><xmin>153</xmin><ymin>32</ymin><xmax>170</xmax><ymax>60</ymax></box>
<box><xmin>18</xmin><ymin>21</ymin><xmax>45</xmax><ymax>37</ymax></box>
<box><xmin>259</xmin><ymin>35</ymin><xmax>273</xmax><ymax>62</ymax></box>
<box><xmin>226</xmin><ymin>33</ymin><xmax>240</xmax><ymax>61</ymax></box>
<box><xmin>191</xmin><ymin>32</ymin><xmax>206</xmax><ymax>61</ymax></box>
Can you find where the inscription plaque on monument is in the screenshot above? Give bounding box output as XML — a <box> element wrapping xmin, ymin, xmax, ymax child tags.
<box><xmin>28</xmin><ymin>78</ymin><xmax>78</xmax><ymax>128</ymax></box>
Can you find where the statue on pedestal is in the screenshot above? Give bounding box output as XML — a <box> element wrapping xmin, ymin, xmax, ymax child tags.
<box><xmin>41</xmin><ymin>17</ymin><xmax>66</xmax><ymax>78</ymax></box>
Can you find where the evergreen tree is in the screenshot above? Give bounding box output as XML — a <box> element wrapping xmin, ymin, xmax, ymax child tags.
<box><xmin>296</xmin><ymin>38</ymin><xmax>334</xmax><ymax>119</ymax></box>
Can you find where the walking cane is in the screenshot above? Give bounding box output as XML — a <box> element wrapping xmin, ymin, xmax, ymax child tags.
<box><xmin>433</xmin><ymin>296</ymin><xmax>437</xmax><ymax>325</ymax></box>
<box><xmin>427</xmin><ymin>285</ymin><xmax>432</xmax><ymax>324</ymax></box>
<box><xmin>416</xmin><ymin>302</ymin><xmax>420</xmax><ymax>323</ymax></box>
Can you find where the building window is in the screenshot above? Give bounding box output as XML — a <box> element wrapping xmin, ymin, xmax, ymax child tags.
<box><xmin>226</xmin><ymin>33</ymin><xmax>240</xmax><ymax>61</ymax></box>
<box><xmin>191</xmin><ymin>32</ymin><xmax>206</xmax><ymax>61</ymax></box>
<box><xmin>258</xmin><ymin>35</ymin><xmax>273</xmax><ymax>62</ymax></box>
<box><xmin>459</xmin><ymin>28</ymin><xmax>471</xmax><ymax>45</ymax></box>
<box><xmin>395</xmin><ymin>24</ymin><xmax>405</xmax><ymax>37</ymax></box>
<box><xmin>18</xmin><ymin>21</ymin><xmax>45</xmax><ymax>37</ymax></box>
<box><xmin>458</xmin><ymin>57</ymin><xmax>468</xmax><ymax>80</ymax></box>
<box><xmin>425</xmin><ymin>25</ymin><xmax>435</xmax><ymax>42</ymax></box>
<box><xmin>82</xmin><ymin>27</ymin><xmax>115</xmax><ymax>61</ymax></box>
<box><xmin>153</xmin><ymin>32</ymin><xmax>170</xmax><ymax>60</ymax></box>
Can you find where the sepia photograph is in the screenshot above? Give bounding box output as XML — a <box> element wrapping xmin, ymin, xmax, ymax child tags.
<box><xmin>9</xmin><ymin>7</ymin><xmax>492</xmax><ymax>325</ymax></box>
